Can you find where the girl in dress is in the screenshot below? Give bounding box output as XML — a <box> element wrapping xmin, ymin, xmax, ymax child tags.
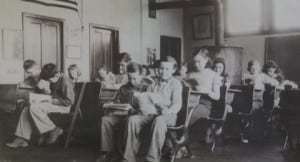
<box><xmin>184</xmin><ymin>48</ymin><xmax>222</xmax><ymax>143</ymax></box>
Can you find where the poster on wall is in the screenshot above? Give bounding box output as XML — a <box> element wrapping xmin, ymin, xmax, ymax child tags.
<box><xmin>2</xmin><ymin>29</ymin><xmax>23</xmax><ymax>60</ymax></box>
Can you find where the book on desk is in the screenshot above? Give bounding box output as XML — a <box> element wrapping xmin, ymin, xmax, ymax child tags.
<box><xmin>103</xmin><ymin>103</ymin><xmax>133</xmax><ymax>116</ymax></box>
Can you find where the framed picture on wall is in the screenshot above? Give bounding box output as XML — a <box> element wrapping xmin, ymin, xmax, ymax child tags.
<box><xmin>192</xmin><ymin>14</ymin><xmax>213</xmax><ymax>40</ymax></box>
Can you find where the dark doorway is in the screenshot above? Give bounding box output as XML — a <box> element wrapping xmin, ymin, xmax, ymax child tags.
<box><xmin>160</xmin><ymin>35</ymin><xmax>182</xmax><ymax>66</ymax></box>
<box><xmin>89</xmin><ymin>24</ymin><xmax>119</xmax><ymax>80</ymax></box>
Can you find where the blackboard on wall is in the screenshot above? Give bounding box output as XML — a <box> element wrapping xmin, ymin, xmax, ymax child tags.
<box><xmin>266</xmin><ymin>35</ymin><xmax>300</xmax><ymax>85</ymax></box>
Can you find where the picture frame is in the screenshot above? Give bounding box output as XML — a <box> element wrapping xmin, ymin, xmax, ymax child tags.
<box><xmin>192</xmin><ymin>13</ymin><xmax>213</xmax><ymax>40</ymax></box>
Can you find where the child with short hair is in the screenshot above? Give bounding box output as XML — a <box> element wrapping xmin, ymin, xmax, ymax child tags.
<box><xmin>67</xmin><ymin>64</ymin><xmax>82</xmax><ymax>82</ymax></box>
<box><xmin>96</xmin><ymin>66</ymin><xmax>117</xmax><ymax>89</ymax></box>
<box><xmin>97</xmin><ymin>62</ymin><xmax>148</xmax><ymax>162</ymax></box>
<box><xmin>243</xmin><ymin>60</ymin><xmax>261</xmax><ymax>85</ymax></box>
<box><xmin>122</xmin><ymin>56</ymin><xmax>182</xmax><ymax>162</ymax></box>
<box><xmin>6</xmin><ymin>63</ymin><xmax>75</xmax><ymax>148</ymax></box>
<box><xmin>19</xmin><ymin>60</ymin><xmax>41</xmax><ymax>88</ymax></box>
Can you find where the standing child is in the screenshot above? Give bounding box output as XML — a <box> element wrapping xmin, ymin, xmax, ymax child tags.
<box><xmin>122</xmin><ymin>56</ymin><xmax>182</xmax><ymax>162</ymax></box>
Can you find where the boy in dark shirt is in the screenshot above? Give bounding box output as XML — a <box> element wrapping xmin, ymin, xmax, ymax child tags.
<box><xmin>97</xmin><ymin>62</ymin><xmax>147</xmax><ymax>161</ymax></box>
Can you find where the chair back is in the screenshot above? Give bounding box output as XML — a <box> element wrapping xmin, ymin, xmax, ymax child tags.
<box><xmin>209</xmin><ymin>85</ymin><xmax>227</xmax><ymax>120</ymax></box>
<box><xmin>231</xmin><ymin>85</ymin><xmax>254</xmax><ymax>115</ymax></box>
<box><xmin>175</xmin><ymin>82</ymin><xmax>192</xmax><ymax>128</ymax></box>
<box><xmin>80</xmin><ymin>82</ymin><xmax>101</xmax><ymax>123</ymax></box>
<box><xmin>279</xmin><ymin>90</ymin><xmax>300</xmax><ymax>137</ymax></box>
<box><xmin>0</xmin><ymin>84</ymin><xmax>18</xmax><ymax>112</ymax></box>
<box><xmin>280</xmin><ymin>90</ymin><xmax>300</xmax><ymax>108</ymax></box>
<box><xmin>69</xmin><ymin>82</ymin><xmax>86</xmax><ymax>113</ymax></box>
<box><xmin>263</xmin><ymin>84</ymin><xmax>276</xmax><ymax>112</ymax></box>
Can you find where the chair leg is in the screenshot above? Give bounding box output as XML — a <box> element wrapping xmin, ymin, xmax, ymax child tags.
<box><xmin>283</xmin><ymin>134</ymin><xmax>288</xmax><ymax>151</ymax></box>
<box><xmin>171</xmin><ymin>146</ymin><xmax>179</xmax><ymax>162</ymax></box>
<box><xmin>185</xmin><ymin>144</ymin><xmax>193</xmax><ymax>158</ymax></box>
<box><xmin>64</xmin><ymin>113</ymin><xmax>79</xmax><ymax>149</ymax></box>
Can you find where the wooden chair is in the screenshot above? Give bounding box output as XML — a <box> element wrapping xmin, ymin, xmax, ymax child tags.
<box><xmin>49</xmin><ymin>82</ymin><xmax>87</xmax><ymax>148</ymax></box>
<box><xmin>166</xmin><ymin>83</ymin><xmax>195</xmax><ymax>162</ymax></box>
<box><xmin>207</xmin><ymin>85</ymin><xmax>228</xmax><ymax>151</ymax></box>
<box><xmin>263</xmin><ymin>85</ymin><xmax>281</xmax><ymax>120</ymax></box>
<box><xmin>0</xmin><ymin>84</ymin><xmax>18</xmax><ymax>113</ymax></box>
<box><xmin>0</xmin><ymin>84</ymin><xmax>18</xmax><ymax>139</ymax></box>
<box><xmin>230</xmin><ymin>85</ymin><xmax>255</xmax><ymax>142</ymax></box>
<box><xmin>279</xmin><ymin>89</ymin><xmax>300</xmax><ymax>152</ymax></box>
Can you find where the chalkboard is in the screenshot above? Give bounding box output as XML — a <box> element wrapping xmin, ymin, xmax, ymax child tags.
<box><xmin>266</xmin><ymin>35</ymin><xmax>300</xmax><ymax>85</ymax></box>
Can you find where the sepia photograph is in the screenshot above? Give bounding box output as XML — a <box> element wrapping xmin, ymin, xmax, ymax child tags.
<box><xmin>0</xmin><ymin>0</ymin><xmax>300</xmax><ymax>162</ymax></box>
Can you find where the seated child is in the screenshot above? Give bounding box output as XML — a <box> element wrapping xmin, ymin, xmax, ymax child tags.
<box><xmin>67</xmin><ymin>64</ymin><xmax>82</xmax><ymax>82</ymax></box>
<box><xmin>255</xmin><ymin>60</ymin><xmax>280</xmax><ymax>90</ymax></box>
<box><xmin>243</xmin><ymin>60</ymin><xmax>261</xmax><ymax>86</ymax></box>
<box><xmin>184</xmin><ymin>48</ymin><xmax>222</xmax><ymax>143</ymax></box>
<box><xmin>6</xmin><ymin>63</ymin><xmax>75</xmax><ymax>148</ymax></box>
<box><xmin>19</xmin><ymin>60</ymin><xmax>41</xmax><ymax>88</ymax></box>
<box><xmin>95</xmin><ymin>66</ymin><xmax>117</xmax><ymax>89</ymax></box>
<box><xmin>97</xmin><ymin>62</ymin><xmax>148</xmax><ymax>162</ymax></box>
<box><xmin>122</xmin><ymin>56</ymin><xmax>182</xmax><ymax>162</ymax></box>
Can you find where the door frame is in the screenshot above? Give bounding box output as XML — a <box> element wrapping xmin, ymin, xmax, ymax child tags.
<box><xmin>22</xmin><ymin>12</ymin><xmax>66</xmax><ymax>71</ymax></box>
<box><xmin>89</xmin><ymin>23</ymin><xmax>119</xmax><ymax>80</ymax></box>
<box><xmin>160</xmin><ymin>35</ymin><xmax>182</xmax><ymax>66</ymax></box>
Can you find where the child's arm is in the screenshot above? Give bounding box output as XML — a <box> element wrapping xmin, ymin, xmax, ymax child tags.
<box><xmin>52</xmin><ymin>78</ymin><xmax>74</xmax><ymax>106</ymax></box>
<box><xmin>208</xmin><ymin>75</ymin><xmax>221</xmax><ymax>100</ymax></box>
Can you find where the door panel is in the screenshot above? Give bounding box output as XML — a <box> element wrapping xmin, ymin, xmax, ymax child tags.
<box><xmin>160</xmin><ymin>36</ymin><xmax>181</xmax><ymax>66</ymax></box>
<box><xmin>90</xmin><ymin>25</ymin><xmax>115</xmax><ymax>80</ymax></box>
<box><xmin>23</xmin><ymin>14</ymin><xmax>63</xmax><ymax>71</ymax></box>
<box><xmin>24</xmin><ymin>21</ymin><xmax>42</xmax><ymax>64</ymax></box>
<box><xmin>42</xmin><ymin>24</ymin><xmax>60</xmax><ymax>66</ymax></box>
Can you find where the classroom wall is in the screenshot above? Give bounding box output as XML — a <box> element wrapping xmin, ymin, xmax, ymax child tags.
<box><xmin>0</xmin><ymin>0</ymin><xmax>183</xmax><ymax>83</ymax></box>
<box><xmin>184</xmin><ymin>5</ymin><xmax>300</xmax><ymax>73</ymax></box>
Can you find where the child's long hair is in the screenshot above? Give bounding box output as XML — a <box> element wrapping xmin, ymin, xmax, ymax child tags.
<box><xmin>212</xmin><ymin>57</ymin><xmax>226</xmax><ymax>77</ymax></box>
<box><xmin>39</xmin><ymin>63</ymin><xmax>59</xmax><ymax>80</ymax></box>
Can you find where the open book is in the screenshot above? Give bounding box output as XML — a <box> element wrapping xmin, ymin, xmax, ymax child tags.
<box><xmin>103</xmin><ymin>103</ymin><xmax>133</xmax><ymax>111</ymax></box>
<box><xmin>29</xmin><ymin>93</ymin><xmax>51</xmax><ymax>104</ymax></box>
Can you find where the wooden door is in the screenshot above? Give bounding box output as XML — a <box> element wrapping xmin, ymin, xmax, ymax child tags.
<box><xmin>90</xmin><ymin>24</ymin><xmax>119</xmax><ymax>80</ymax></box>
<box><xmin>23</xmin><ymin>13</ymin><xmax>63</xmax><ymax>71</ymax></box>
<box><xmin>160</xmin><ymin>36</ymin><xmax>182</xmax><ymax>66</ymax></box>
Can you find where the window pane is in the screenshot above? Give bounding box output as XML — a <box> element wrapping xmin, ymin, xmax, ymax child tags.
<box><xmin>225</xmin><ymin>0</ymin><xmax>262</xmax><ymax>35</ymax></box>
<box><xmin>273</xmin><ymin>0</ymin><xmax>300</xmax><ymax>31</ymax></box>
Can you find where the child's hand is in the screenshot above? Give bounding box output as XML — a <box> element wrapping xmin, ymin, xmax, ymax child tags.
<box><xmin>156</xmin><ymin>104</ymin><xmax>169</xmax><ymax>114</ymax></box>
<box><xmin>51</xmin><ymin>99</ymin><xmax>59</xmax><ymax>105</ymax></box>
<box><xmin>160</xmin><ymin>108</ymin><xmax>169</xmax><ymax>115</ymax></box>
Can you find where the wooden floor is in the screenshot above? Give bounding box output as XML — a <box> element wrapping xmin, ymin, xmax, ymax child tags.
<box><xmin>0</xmin><ymin>112</ymin><xmax>299</xmax><ymax>162</ymax></box>
<box><xmin>0</xmin><ymin>137</ymin><xmax>299</xmax><ymax>162</ymax></box>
